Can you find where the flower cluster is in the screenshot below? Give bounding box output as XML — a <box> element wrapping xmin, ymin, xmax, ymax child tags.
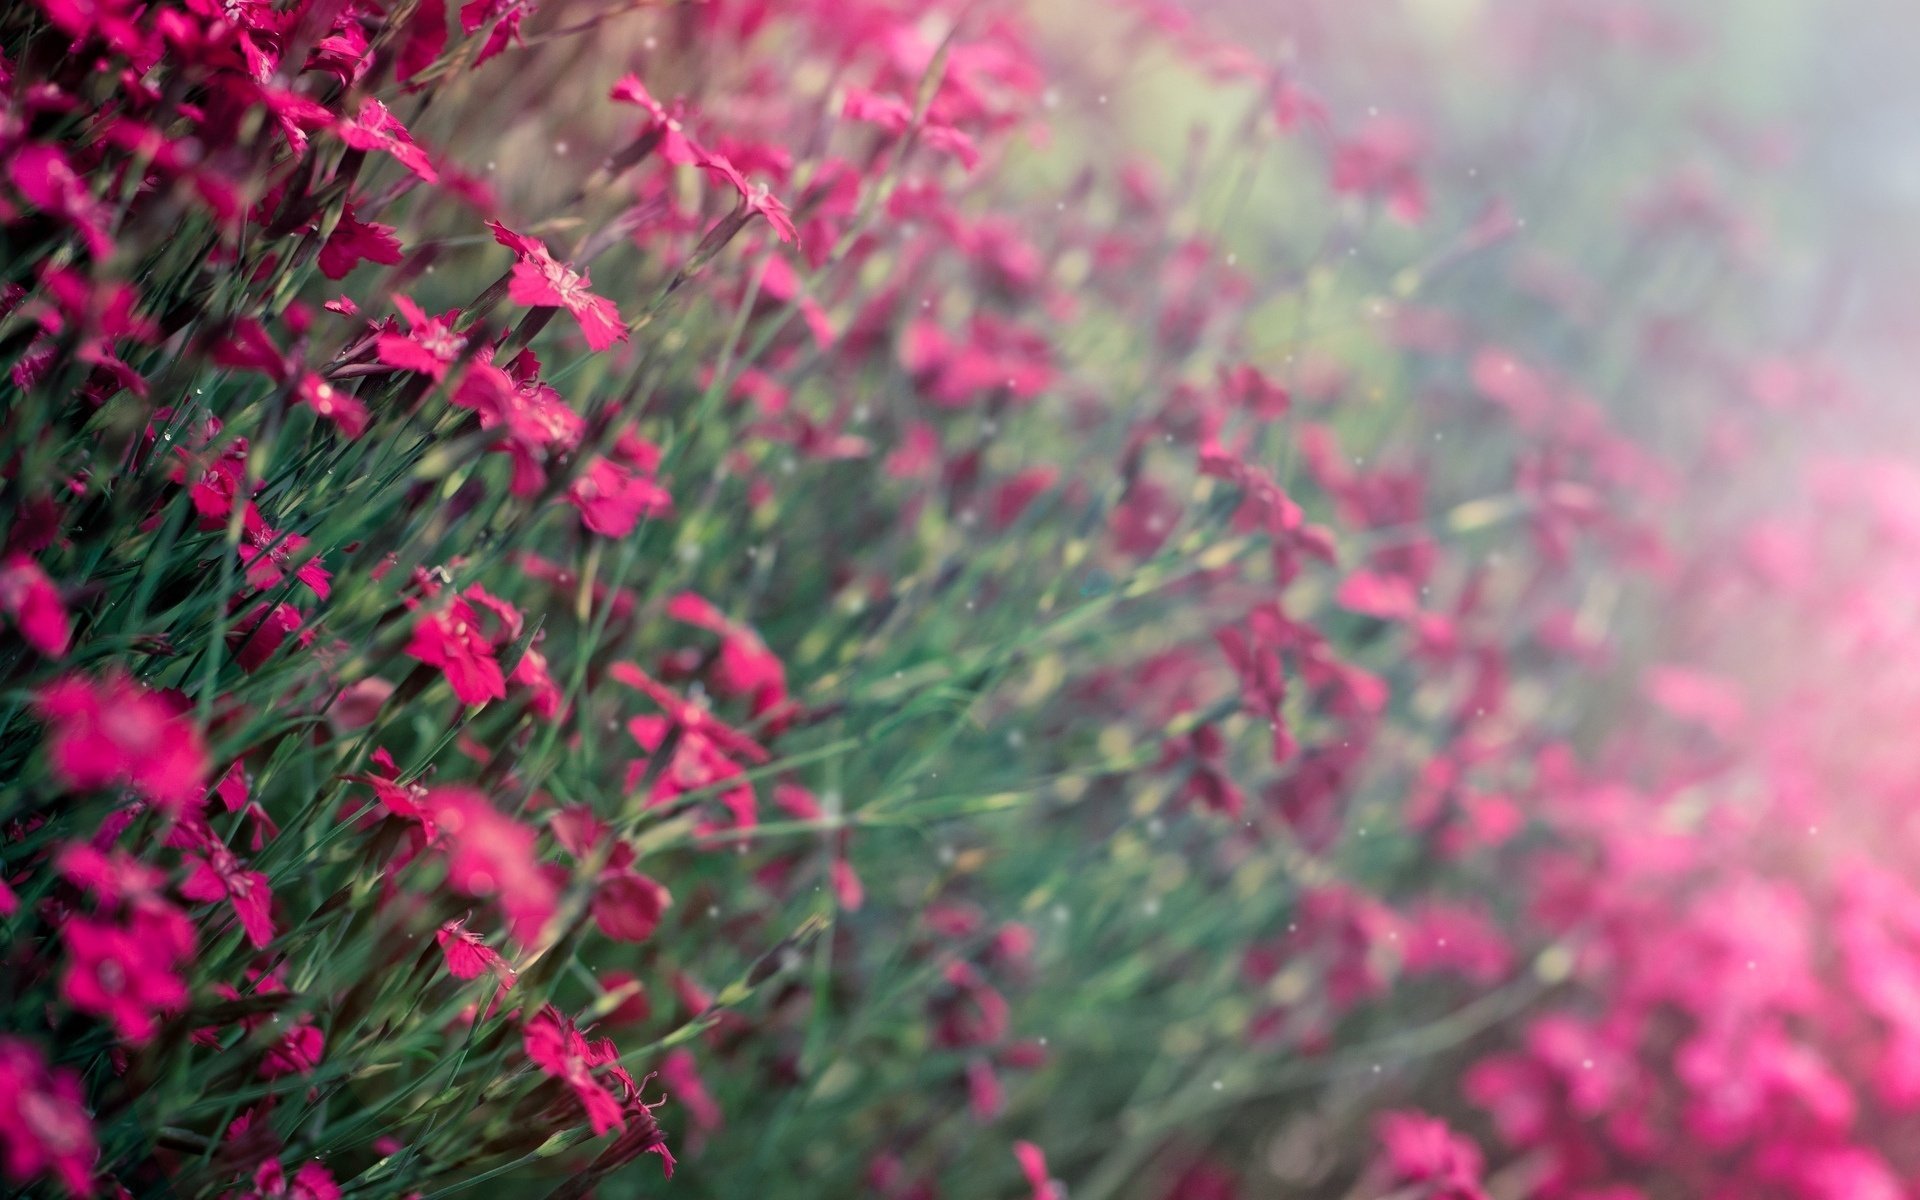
<box><xmin>0</xmin><ymin>0</ymin><xmax>1895</xmax><ymax>1197</ymax></box>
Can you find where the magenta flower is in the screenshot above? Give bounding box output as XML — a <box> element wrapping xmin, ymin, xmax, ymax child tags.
<box><xmin>489</xmin><ymin>222</ymin><xmax>628</xmax><ymax>352</ymax></box>
<box><xmin>425</xmin><ymin>787</ymin><xmax>557</xmax><ymax>945</ymax></box>
<box><xmin>1372</xmin><ymin>1110</ymin><xmax>1490</xmax><ymax>1200</ymax></box>
<box><xmin>843</xmin><ymin>86</ymin><xmax>913</xmax><ymax>133</ymax></box>
<box><xmin>61</xmin><ymin>913</ymin><xmax>192</xmax><ymax>1043</ymax></box>
<box><xmin>0</xmin><ymin>553</ymin><xmax>70</xmax><ymax>657</ymax></box>
<box><xmin>0</xmin><ymin>1037</ymin><xmax>97</xmax><ymax>1198</ymax></box>
<box><xmin>295</xmin><ymin>374</ymin><xmax>370</xmax><ymax>438</ymax></box>
<box><xmin>317</xmin><ymin>204</ymin><xmax>403</xmax><ymax>280</ymax></box>
<box><xmin>436</xmin><ymin>917</ymin><xmax>516</xmax><ymax>984</ymax></box>
<box><xmin>461</xmin><ymin>0</ymin><xmax>533</xmax><ymax>66</ymax></box>
<box><xmin>566</xmin><ymin>453</ymin><xmax>672</xmax><ymax>538</ymax></box>
<box><xmin>509</xmin><ymin>642</ymin><xmax>563</xmax><ymax>719</ymax></box>
<box><xmin>376</xmin><ymin>296</ymin><xmax>467</xmax><ymax>381</ymax></box>
<box><xmin>591</xmin><ymin>870</ymin><xmax>671</xmax><ymax>943</ymax></box>
<box><xmin>176</xmin><ymin>830</ymin><xmax>276</xmax><ymax>949</ymax></box>
<box><xmin>35</xmin><ymin>672</ymin><xmax>208</xmax><ymax>810</ymax></box>
<box><xmin>695</xmin><ymin>152</ymin><xmax>798</xmax><ymax>245</ymax></box>
<box><xmin>242</xmin><ymin>1159</ymin><xmax>339</xmax><ymax>1200</ymax></box>
<box><xmin>8</xmin><ymin>144</ymin><xmax>114</xmax><ymax>261</ymax></box>
<box><xmin>1013</xmin><ymin>1141</ymin><xmax>1053</xmax><ymax>1200</ymax></box>
<box><xmin>522</xmin><ymin>1006</ymin><xmax>627</xmax><ymax>1136</ymax></box>
<box><xmin>335</xmin><ymin>100</ymin><xmax>438</xmax><ymax>184</ymax></box>
<box><xmin>450</xmin><ymin>348</ymin><xmax>586</xmax><ymax>495</ymax></box>
<box><xmin>608</xmin><ymin>73</ymin><xmax>698</xmax><ymax>163</ymax></box>
<box><xmin>404</xmin><ymin>587</ymin><xmax>518</xmax><ymax>705</ymax></box>
<box><xmin>664</xmin><ymin>591</ymin><xmax>789</xmax><ymax>719</ymax></box>
<box><xmin>1331</xmin><ymin>115</ymin><xmax>1428</xmax><ymax>225</ymax></box>
<box><xmin>239</xmin><ymin>513</ymin><xmax>330</xmax><ymax>601</ymax></box>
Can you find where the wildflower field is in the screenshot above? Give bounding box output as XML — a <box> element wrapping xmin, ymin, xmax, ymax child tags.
<box><xmin>3</xmin><ymin>0</ymin><xmax>1917</xmax><ymax>1196</ymax></box>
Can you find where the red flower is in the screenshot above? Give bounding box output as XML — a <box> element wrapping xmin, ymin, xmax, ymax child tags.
<box><xmin>0</xmin><ymin>1037</ymin><xmax>97</xmax><ymax>1198</ymax></box>
<box><xmin>0</xmin><ymin>553</ymin><xmax>70</xmax><ymax>656</ymax></box>
<box><xmin>35</xmin><ymin>672</ymin><xmax>208</xmax><ymax>810</ymax></box>
<box><xmin>489</xmin><ymin>222</ymin><xmax>628</xmax><ymax>352</ymax></box>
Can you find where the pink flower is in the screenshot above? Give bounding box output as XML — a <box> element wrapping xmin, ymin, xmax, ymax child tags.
<box><xmin>922</xmin><ymin>123</ymin><xmax>981</xmax><ymax>170</ymax></box>
<box><xmin>376</xmin><ymin>296</ymin><xmax>467</xmax><ymax>381</ymax></box>
<box><xmin>658</xmin><ymin>1048</ymin><xmax>720</xmax><ymax>1135</ymax></box>
<box><xmin>489</xmin><ymin>222</ymin><xmax>628</xmax><ymax>351</ymax></box>
<box><xmin>460</xmin><ymin>0</ymin><xmax>533</xmax><ymax>66</ymax></box>
<box><xmin>450</xmin><ymin>348</ymin><xmax>585</xmax><ymax>494</ymax></box>
<box><xmin>592</xmin><ymin>871</ymin><xmax>671</xmax><ymax>943</ymax></box>
<box><xmin>0</xmin><ymin>1038</ymin><xmax>97</xmax><ymax>1198</ymax></box>
<box><xmin>317</xmin><ymin>204</ymin><xmax>402</xmax><ymax>280</ymax></box>
<box><xmin>437</xmin><ymin>917</ymin><xmax>516</xmax><ymax>984</ymax></box>
<box><xmin>1373</xmin><ymin>1110</ymin><xmax>1489</xmax><ymax>1200</ymax></box>
<box><xmin>336</xmin><ymin>100</ymin><xmax>438</xmax><ymax>184</ymax></box>
<box><xmin>259</xmin><ymin>1020</ymin><xmax>325</xmax><ymax>1079</ymax></box>
<box><xmin>608</xmin><ymin>74</ymin><xmax>697</xmax><ymax>163</ymax></box>
<box><xmin>0</xmin><ymin>553</ymin><xmax>70</xmax><ymax>656</ymax></box>
<box><xmin>243</xmin><ymin>1159</ymin><xmax>339</xmax><ymax>1200</ymax></box>
<box><xmin>9</xmin><ymin>144</ymin><xmax>114</xmax><ymax>261</ymax></box>
<box><xmin>177</xmin><ymin>833</ymin><xmax>276</xmax><ymax>949</ymax></box>
<box><xmin>425</xmin><ymin>787</ymin><xmax>557</xmax><ymax>944</ymax></box>
<box><xmin>522</xmin><ymin>1006</ymin><xmax>626</xmax><ymax>1136</ymax></box>
<box><xmin>1219</xmin><ymin>363</ymin><xmax>1290</xmax><ymax>419</ymax></box>
<box><xmin>843</xmin><ymin>86</ymin><xmax>913</xmax><ymax>133</ymax></box>
<box><xmin>1215</xmin><ymin>603</ymin><xmax>1296</xmax><ymax>764</ymax></box>
<box><xmin>395</xmin><ymin>0</ymin><xmax>448</xmax><ymax>83</ymax></box>
<box><xmin>239</xmin><ymin>514</ymin><xmax>330</xmax><ymax>601</ymax></box>
<box><xmin>696</xmin><ymin>152</ymin><xmax>798</xmax><ymax>245</ymax></box>
<box><xmin>509</xmin><ymin>643</ymin><xmax>563</xmax><ymax>718</ymax></box>
<box><xmin>61</xmin><ymin>912</ymin><xmax>192</xmax><ymax>1043</ymax></box>
<box><xmin>295</xmin><ymin>374</ymin><xmax>370</xmax><ymax>438</ymax></box>
<box><xmin>228</xmin><ymin>602</ymin><xmax>314</xmax><ymax>672</ymax></box>
<box><xmin>566</xmin><ymin>440</ymin><xmax>672</xmax><ymax>538</ymax></box>
<box><xmin>1332</xmin><ymin>116</ymin><xmax>1427</xmax><ymax>225</ymax></box>
<box><xmin>405</xmin><ymin>590</ymin><xmax>513</xmax><ymax>705</ymax></box>
<box><xmin>1013</xmin><ymin>1141</ymin><xmax>1054</xmax><ymax>1200</ymax></box>
<box><xmin>35</xmin><ymin>672</ymin><xmax>208</xmax><ymax>810</ymax></box>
